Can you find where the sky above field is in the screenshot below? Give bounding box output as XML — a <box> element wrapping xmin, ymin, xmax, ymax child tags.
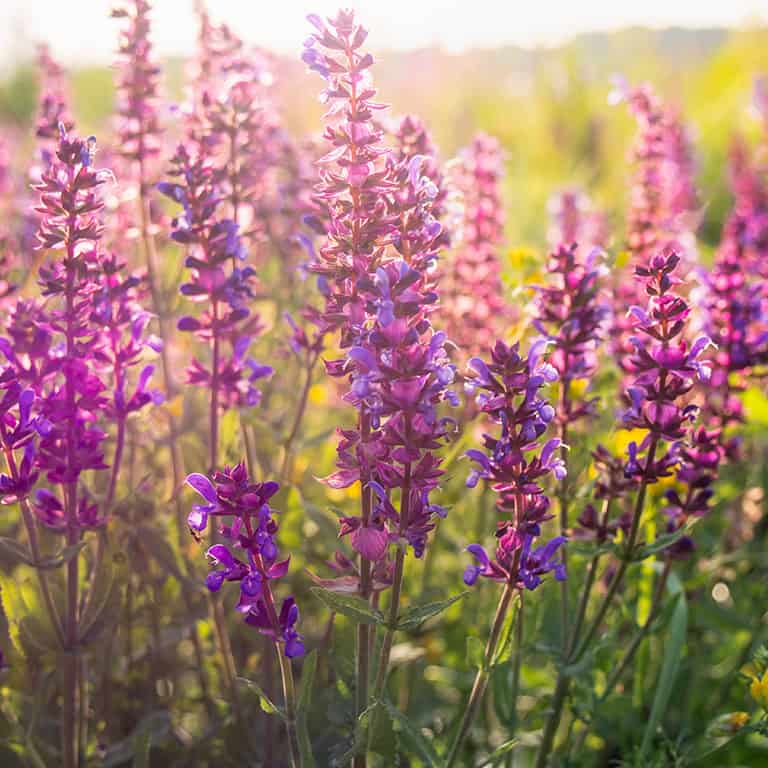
<box><xmin>0</xmin><ymin>0</ymin><xmax>766</xmax><ymax>69</ymax></box>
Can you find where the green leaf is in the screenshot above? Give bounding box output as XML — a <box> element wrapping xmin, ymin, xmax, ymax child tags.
<box><xmin>80</xmin><ymin>549</ymin><xmax>125</xmax><ymax>648</ymax></box>
<box><xmin>634</xmin><ymin>526</ymin><xmax>691</xmax><ymax>560</ymax></box>
<box><xmin>19</xmin><ymin>615</ymin><xmax>59</xmax><ymax>654</ymax></box>
<box><xmin>381</xmin><ymin>699</ymin><xmax>440</xmax><ymax>767</ymax></box>
<box><xmin>36</xmin><ymin>541</ymin><xmax>88</xmax><ymax>570</ymax></box>
<box><xmin>131</xmin><ymin>728</ymin><xmax>151</xmax><ymax>768</ymax></box>
<box><xmin>365</xmin><ymin>701</ymin><xmax>397</xmax><ymax>761</ymax></box>
<box><xmin>396</xmin><ymin>592</ymin><xmax>467</xmax><ymax>631</ymax></box>
<box><xmin>0</xmin><ymin>537</ymin><xmax>34</xmax><ymax>566</ymax></box>
<box><xmin>135</xmin><ymin>525</ymin><xmax>188</xmax><ymax>583</ymax></box>
<box><xmin>467</xmin><ymin>635</ymin><xmax>485</xmax><ymax>671</ymax></box>
<box><xmin>237</xmin><ymin>676</ymin><xmax>287</xmax><ymax>719</ymax></box>
<box><xmin>297</xmin><ymin>717</ymin><xmax>317</xmax><ymax>768</ymax></box>
<box><xmin>297</xmin><ymin>650</ymin><xmax>318</xmax><ymax>768</ymax></box>
<box><xmin>310</xmin><ymin>587</ymin><xmax>384</xmax><ymax>625</ymax></box>
<box><xmin>475</xmin><ymin>738</ymin><xmax>519</xmax><ymax>767</ymax></box>
<box><xmin>298</xmin><ymin>649</ymin><xmax>318</xmax><ymax>714</ymax></box>
<box><xmin>639</xmin><ymin>591</ymin><xmax>688</xmax><ymax>758</ymax></box>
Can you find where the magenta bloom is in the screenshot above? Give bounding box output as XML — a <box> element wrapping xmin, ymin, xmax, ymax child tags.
<box><xmin>462</xmin><ymin>340</ymin><xmax>567</xmax><ymax>591</ymax></box>
<box><xmin>532</xmin><ymin>242</ymin><xmax>608</xmax><ymax>425</ymax></box>
<box><xmin>437</xmin><ymin>134</ymin><xmax>507</xmax><ymax>358</ymax></box>
<box><xmin>305</xmin><ymin>10</ymin><xmax>455</xmax><ymax>573</ymax></box>
<box><xmin>186</xmin><ymin>464</ymin><xmax>304</xmax><ymax>657</ymax></box>
<box><xmin>112</xmin><ymin>0</ymin><xmax>162</xmax><ymax>164</ymax></box>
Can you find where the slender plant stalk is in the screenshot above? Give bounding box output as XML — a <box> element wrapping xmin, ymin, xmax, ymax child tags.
<box><xmin>1</xmin><ymin>436</ymin><xmax>65</xmax><ymax>645</ymax></box>
<box><xmin>280</xmin><ymin>351</ymin><xmax>319</xmax><ymax>479</ymax></box>
<box><xmin>242</xmin><ymin>517</ymin><xmax>301</xmax><ymax>768</ymax></box>
<box><xmin>571</xmin><ymin>437</ymin><xmax>659</xmax><ymax>662</ymax></box>
<box><xmin>557</xmin><ymin>381</ymin><xmax>571</xmax><ymax>654</ymax></box>
<box><xmin>105</xmin><ymin>415</ymin><xmax>126</xmax><ymax>509</ymax></box>
<box><xmin>137</xmin><ymin>161</ymin><xmax>214</xmax><ymax>718</ymax></box>
<box><xmin>508</xmin><ymin>590</ymin><xmax>524</xmax><ymax>732</ymax></box>
<box><xmin>535</xmin><ymin>438</ymin><xmax>660</xmax><ymax>768</ymax></box>
<box><xmin>365</xmin><ymin>461</ymin><xmax>413</xmax><ymax>760</ymax></box>
<box><xmin>445</xmin><ymin>581</ymin><xmax>518</xmax><ymax>768</ymax></box>
<box><xmin>370</xmin><ymin>464</ymin><xmax>411</xmax><ymax>701</ymax></box>
<box><xmin>354</xmin><ymin>413</ymin><xmax>373</xmax><ymax>768</ymax></box>
<box><xmin>62</xmin><ymin>228</ymin><xmax>81</xmax><ymax>768</ymax></box>
<box><xmin>276</xmin><ymin>643</ymin><xmax>301</xmax><ymax>768</ymax></box>
<box><xmin>568</xmin><ymin>499</ymin><xmax>612</xmax><ymax>651</ymax></box>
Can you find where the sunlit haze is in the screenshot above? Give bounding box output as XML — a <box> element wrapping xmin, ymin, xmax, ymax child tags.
<box><xmin>0</xmin><ymin>0</ymin><xmax>766</xmax><ymax>69</ymax></box>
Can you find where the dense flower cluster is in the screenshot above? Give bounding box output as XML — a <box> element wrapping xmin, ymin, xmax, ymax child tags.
<box><xmin>462</xmin><ymin>340</ymin><xmax>566</xmax><ymax>590</ymax></box>
<box><xmin>20</xmin><ymin>128</ymin><xmax>156</xmax><ymax>523</ymax></box>
<box><xmin>187</xmin><ymin>6</ymin><xmax>289</xmax><ymax>258</ymax></box>
<box><xmin>158</xmin><ymin>144</ymin><xmax>272</xmax><ymax>413</ymax></box>
<box><xmin>532</xmin><ymin>242</ymin><xmax>608</xmax><ymax>427</ymax></box>
<box><xmin>112</xmin><ymin>0</ymin><xmax>162</xmax><ymax>165</ymax></box>
<box><xmin>394</xmin><ymin>115</ymin><xmax>450</xmax><ymax>247</ymax></box>
<box><xmin>305</xmin><ymin>10</ymin><xmax>455</xmax><ymax>567</ymax></box>
<box><xmin>437</xmin><ymin>134</ymin><xmax>507</xmax><ymax>357</ymax></box>
<box><xmin>186</xmin><ymin>464</ymin><xmax>304</xmax><ymax>657</ymax></box>
<box><xmin>701</xmin><ymin>137</ymin><xmax>768</xmax><ymax>446</ymax></box>
<box><xmin>610</xmin><ymin>82</ymin><xmax>700</xmax><ymax>374</ymax></box>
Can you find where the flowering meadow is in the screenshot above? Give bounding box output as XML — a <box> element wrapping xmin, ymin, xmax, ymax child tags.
<box><xmin>0</xmin><ymin>3</ymin><xmax>768</xmax><ymax>767</ymax></box>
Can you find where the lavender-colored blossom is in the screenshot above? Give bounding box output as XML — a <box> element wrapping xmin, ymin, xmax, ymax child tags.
<box><xmin>112</xmin><ymin>0</ymin><xmax>162</xmax><ymax>164</ymax></box>
<box><xmin>462</xmin><ymin>340</ymin><xmax>567</xmax><ymax>591</ymax></box>
<box><xmin>185</xmin><ymin>464</ymin><xmax>304</xmax><ymax>657</ymax></box>
<box><xmin>437</xmin><ymin>134</ymin><xmax>507</xmax><ymax>358</ymax></box>
<box><xmin>158</xmin><ymin>143</ymin><xmax>272</xmax><ymax>412</ymax></box>
<box><xmin>701</xmin><ymin>135</ymin><xmax>768</xmax><ymax>454</ymax></box>
<box><xmin>610</xmin><ymin>82</ymin><xmax>701</xmax><ymax>375</ymax></box>
<box><xmin>304</xmin><ymin>11</ymin><xmax>455</xmax><ymax>579</ymax></box>
<box><xmin>532</xmin><ymin>242</ymin><xmax>608</xmax><ymax>425</ymax></box>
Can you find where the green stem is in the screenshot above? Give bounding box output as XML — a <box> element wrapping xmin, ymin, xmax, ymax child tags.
<box><xmin>445</xmin><ymin>582</ymin><xmax>518</xmax><ymax>768</ymax></box>
<box><xmin>370</xmin><ymin>465</ymin><xmax>411</xmax><ymax>702</ymax></box>
<box><xmin>280</xmin><ymin>351</ymin><xmax>319</xmax><ymax>480</ymax></box>
<box><xmin>571</xmin><ymin>561</ymin><xmax>672</xmax><ymax>757</ymax></box>
<box><xmin>354</xmin><ymin>413</ymin><xmax>373</xmax><ymax>768</ymax></box>
<box><xmin>276</xmin><ymin>643</ymin><xmax>301</xmax><ymax>768</ymax></box>
<box><xmin>571</xmin><ymin>437</ymin><xmax>659</xmax><ymax>663</ymax></box>
<box><xmin>137</xmin><ymin>159</ymin><xmax>213</xmax><ymax>717</ymax></box>
<box><xmin>2</xmin><ymin>433</ymin><xmax>65</xmax><ymax>646</ymax></box>
<box><xmin>536</xmin><ymin>438</ymin><xmax>659</xmax><ymax>768</ymax></box>
<box><xmin>557</xmin><ymin>384</ymin><xmax>571</xmax><ymax>655</ymax></box>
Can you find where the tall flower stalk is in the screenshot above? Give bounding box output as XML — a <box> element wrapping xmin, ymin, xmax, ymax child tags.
<box><xmin>532</xmin><ymin>242</ymin><xmax>607</xmax><ymax>649</ymax></box>
<box><xmin>535</xmin><ymin>248</ymin><xmax>713</xmax><ymax>766</ymax></box>
<box><xmin>112</xmin><ymin>0</ymin><xmax>219</xmax><ymax>716</ymax></box>
<box><xmin>186</xmin><ymin>465</ymin><xmax>304</xmax><ymax>766</ymax></box>
<box><xmin>303</xmin><ymin>11</ymin><xmax>454</xmax><ymax>764</ymax></box>
<box><xmin>437</xmin><ymin>134</ymin><xmax>506</xmax><ymax>359</ymax></box>
<box><xmin>446</xmin><ymin>340</ymin><xmax>567</xmax><ymax>766</ymax></box>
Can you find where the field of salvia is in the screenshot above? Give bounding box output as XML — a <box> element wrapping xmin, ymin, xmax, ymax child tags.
<box><xmin>0</xmin><ymin>3</ymin><xmax>766</xmax><ymax>767</ymax></box>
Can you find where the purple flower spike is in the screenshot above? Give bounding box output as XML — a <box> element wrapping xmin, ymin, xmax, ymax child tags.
<box><xmin>461</xmin><ymin>341</ymin><xmax>565</xmax><ymax>592</ymax></box>
<box><xmin>185</xmin><ymin>463</ymin><xmax>303</xmax><ymax>656</ymax></box>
